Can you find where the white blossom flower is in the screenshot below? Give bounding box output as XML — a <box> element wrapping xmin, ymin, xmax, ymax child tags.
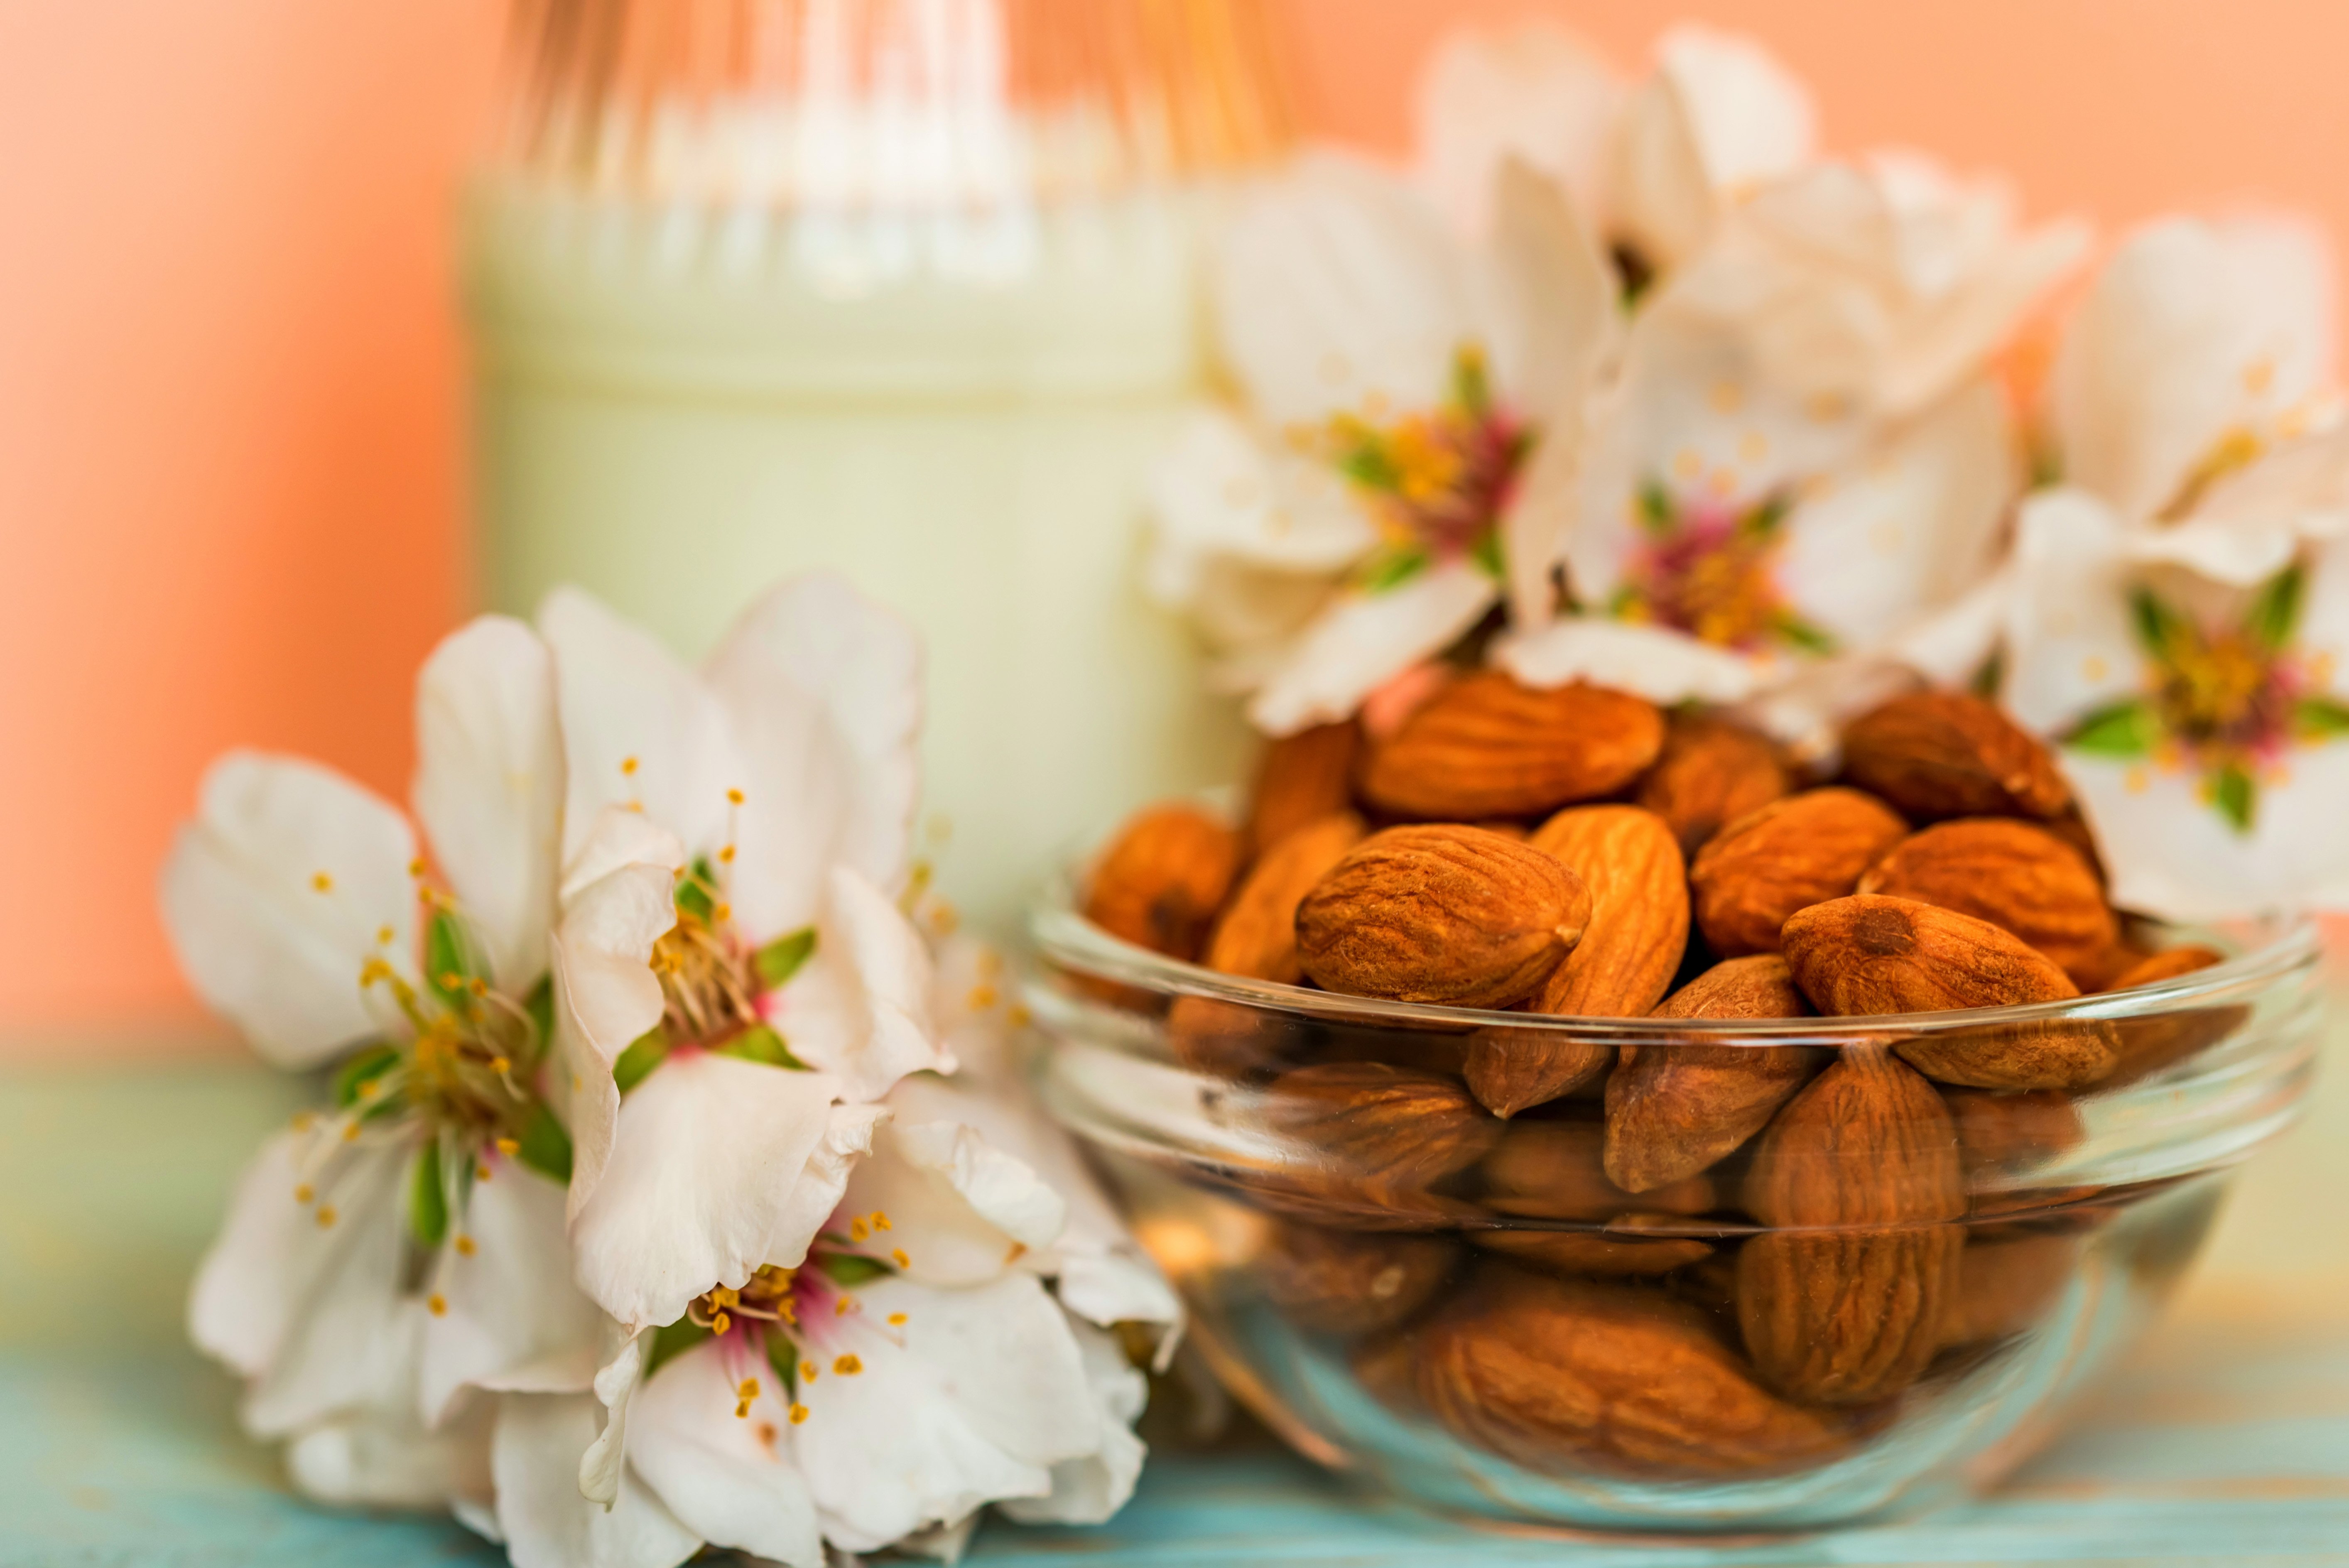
<box><xmin>167</xmin><ymin>617</ymin><xmax>604</xmax><ymax>1502</ymax></box>
<box><xmin>1145</xmin><ymin>149</ymin><xmax>1618</xmax><ymax>735</ymax></box>
<box><xmin>2003</xmin><ymin>215</ymin><xmax>2349</xmax><ymax>916</ymax></box>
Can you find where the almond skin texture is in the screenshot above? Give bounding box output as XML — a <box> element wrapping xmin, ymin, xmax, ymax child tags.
<box><xmin>1165</xmin><ymin>996</ymin><xmax>1286</xmax><ymax>1079</ymax></box>
<box><xmin>1636</xmin><ymin>712</ymin><xmax>1792</xmax><ymax>858</ymax></box>
<box><xmin>1414</xmin><ymin>1267</ymin><xmax>1853</xmax><ymax>1476</ymax></box>
<box><xmin>1245</xmin><ymin>720</ymin><xmax>1361</xmax><ymax>859</ymax></box>
<box><xmin>1470</xmin><ymin>1229</ymin><xmax>1714</xmax><ymax>1277</ymax></box>
<box><xmin>1082</xmin><ymin>803</ymin><xmax>1242</xmax><ymax>962</ymax></box>
<box><xmin>1296</xmin><ymin>826</ymin><xmax>1592</xmax><ymax>1007</ymax></box>
<box><xmin>1743</xmin><ymin>1044</ymin><xmax>1964</xmax><ymax>1229</ymax></box>
<box><xmin>1841</xmin><ymin>691</ymin><xmax>2070</xmax><ymax>823</ymax></box>
<box><xmin>2104</xmin><ymin>944</ymin><xmax>2225</xmax><ymax>992</ymax></box>
<box><xmin>1940</xmin><ymin>1231</ymin><xmax>2082</xmax><ymax>1347</ymax></box>
<box><xmin>1259</xmin><ymin>1221</ymin><xmax>1460</xmax><ymax>1337</ymax></box>
<box><xmin>1690</xmin><ymin>789</ymin><xmax>1910</xmax><ymax>957</ymax></box>
<box><xmin>1464</xmin><ymin>806</ymin><xmax>1689</xmax><ymax>1117</ymax></box>
<box><xmin>1947</xmin><ymin>1088</ymin><xmax>2086</xmax><ymax>1185</ymax></box>
<box><xmin>1781</xmin><ymin>896</ymin><xmax>2117</xmax><ymax>1090</ymax></box>
<box><xmin>1261</xmin><ymin>1062</ymin><xmax>1502</xmax><ymax>1198</ymax></box>
<box><xmin>1479</xmin><ymin>1119</ymin><xmax>1717</xmax><ymax>1223</ymax></box>
<box><xmin>1858</xmin><ymin>818</ymin><xmax>2120</xmax><ymax>988</ymax></box>
<box><xmin>1204</xmin><ymin>813</ymin><xmax>1367</xmax><ymax>985</ymax></box>
<box><xmin>1738</xmin><ymin>1226</ymin><xmax>1962</xmax><ymax>1405</ymax></box>
<box><xmin>1605</xmin><ymin>956</ymin><xmax>1819</xmax><ymax>1193</ymax></box>
<box><xmin>2099</xmin><ymin>944</ymin><xmax>2242</xmax><ymax>1086</ymax></box>
<box><xmin>1356</xmin><ymin>672</ymin><xmax>1665</xmax><ymax>821</ymax></box>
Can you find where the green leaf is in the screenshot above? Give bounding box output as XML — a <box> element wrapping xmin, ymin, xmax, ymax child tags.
<box><xmin>642</xmin><ymin>1317</ymin><xmax>714</xmax><ymax>1382</ymax></box>
<box><xmin>1770</xmin><ymin>612</ymin><xmax>1837</xmax><ymax>656</ymax></box>
<box><xmin>523</xmin><ymin>977</ymin><xmax>554</xmax><ymax>1058</ymax></box>
<box><xmin>409</xmin><ymin>1140</ymin><xmax>449</xmax><ymax>1249</ymax></box>
<box><xmin>817</xmin><ymin>1252</ymin><xmax>894</xmax><ymax>1288</ymax></box>
<box><xmin>714</xmin><ymin>1024</ymin><xmax>808</xmax><ymax>1071</ymax></box>
<box><xmin>1637</xmin><ymin>479</ymin><xmax>1675</xmax><ymax>534</ymax></box>
<box><xmin>674</xmin><ymin>858</ymin><xmax>718</xmax><ymax>925</ymax></box>
<box><xmin>2066</xmin><ymin>699</ymin><xmax>2159</xmax><ymax>758</ymax></box>
<box><xmin>2211</xmin><ymin>763</ymin><xmax>2257</xmax><ymax>833</ymax></box>
<box><xmin>514</xmin><ymin>1102</ymin><xmax>574</xmax><ymax>1183</ymax></box>
<box><xmin>1358</xmin><ymin>546</ymin><xmax>1430</xmax><ymax>594</ymax></box>
<box><xmin>2128</xmin><ymin>585</ymin><xmax>2186</xmax><ymax>659</ymax></box>
<box><xmin>333</xmin><ymin>1044</ymin><xmax>402</xmax><ymax>1110</ymax></box>
<box><xmin>1468</xmin><ymin>529</ymin><xmax>1506</xmax><ymax>583</ymax></box>
<box><xmin>2295</xmin><ymin>695</ymin><xmax>2349</xmax><ymax>741</ymax></box>
<box><xmin>424</xmin><ymin>908</ymin><xmax>486</xmax><ymax>1011</ymax></box>
<box><xmin>754</xmin><ymin>928</ymin><xmax>818</xmax><ymax>990</ymax></box>
<box><xmin>2246</xmin><ymin>562</ymin><xmax>2308</xmax><ymax>652</ymax></box>
<box><xmin>765</xmin><ymin>1333</ymin><xmax>800</xmax><ymax>1396</ymax></box>
<box><xmin>613</xmin><ymin>1029</ymin><xmax>669</xmax><ymax>1095</ymax></box>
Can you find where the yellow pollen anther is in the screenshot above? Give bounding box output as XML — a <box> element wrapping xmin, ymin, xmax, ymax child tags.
<box><xmin>376</xmin><ymin>926</ymin><xmax>394</xmax><ymax>946</ymax></box>
<box><xmin>711</xmin><ymin>1310</ymin><xmax>732</xmax><ymax>1335</ymax></box>
<box><xmin>835</xmin><ymin>1296</ymin><xmax>854</xmax><ymax>1317</ymax></box>
<box><xmin>315</xmin><ymin>1205</ymin><xmax>338</xmax><ymax>1228</ymax></box>
<box><xmin>293</xmin><ymin>1183</ymin><xmax>314</xmax><ymax>1204</ymax></box>
<box><xmin>1006</xmin><ymin>1005</ymin><xmax>1033</xmax><ymax>1029</ymax></box>
<box><xmin>470</xmin><ymin>978</ymin><xmax>488</xmax><ymax>997</ymax></box>
<box><xmin>789</xmin><ymin>1403</ymin><xmax>809</xmax><ymax>1425</ymax></box>
<box><xmin>342</xmin><ymin>1122</ymin><xmax>360</xmax><ymax>1143</ymax></box>
<box><xmin>476</xmin><ymin>1163</ymin><xmax>491</xmax><ymax>1181</ymax></box>
<box><xmin>714</xmin><ymin>903</ymin><xmax>731</xmax><ymax>923</ymax></box>
<box><xmin>967</xmin><ymin>984</ymin><xmax>998</xmax><ymax>1011</ymax></box>
<box><xmin>454</xmin><ymin>1235</ymin><xmax>476</xmax><ymax>1257</ymax></box>
<box><xmin>891</xmin><ymin>1249</ymin><xmax>910</xmax><ymax>1269</ymax></box>
<box><xmin>802</xmin><ymin>1364</ymin><xmax>817</xmax><ymax>1383</ymax></box>
<box><xmin>888</xmin><ymin>1312</ymin><xmax>908</xmax><ymax>1326</ymax></box>
<box><xmin>735</xmin><ymin>1399</ymin><xmax>752</xmax><ymax>1418</ymax></box>
<box><xmin>620</xmin><ymin>757</ymin><xmax>640</xmax><ymax>776</ymax></box>
<box><xmin>726</xmin><ymin>788</ymin><xmax>744</xmax><ymax>806</ymax></box>
<box><xmin>428</xmin><ymin>1293</ymin><xmax>447</xmax><ymax>1316</ymax></box>
<box><xmin>738</xmin><ymin>1377</ymin><xmax>759</xmax><ymax>1400</ymax></box>
<box><xmin>718</xmin><ymin>845</ymin><xmax>736</xmax><ymax>864</ymax></box>
<box><xmin>311</xmin><ymin>872</ymin><xmax>334</xmax><ymax>893</ymax></box>
<box><xmin>489</xmin><ymin>1056</ymin><xmax>510</xmax><ymax>1075</ymax></box>
<box><xmin>833</xmin><ymin>1354</ymin><xmax>862</xmax><ymax>1376</ymax></box>
<box><xmin>849</xmin><ymin>1218</ymin><xmax>869</xmax><ymax>1242</ymax></box>
<box><xmin>409</xmin><ymin>858</ymin><xmax>427</xmax><ymax>878</ymax></box>
<box><xmin>495</xmin><ymin>1137</ymin><xmax>519</xmax><ymax>1156</ymax></box>
<box><xmin>872</xmin><ymin>1211</ymin><xmax>891</xmax><ymax>1231</ymax></box>
<box><xmin>439</xmin><ymin>971</ymin><xmax>462</xmax><ymax>990</ymax></box>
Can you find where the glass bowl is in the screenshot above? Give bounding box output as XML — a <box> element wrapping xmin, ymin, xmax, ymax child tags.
<box><xmin>1027</xmin><ymin>885</ymin><xmax>2322</xmax><ymax>1535</ymax></box>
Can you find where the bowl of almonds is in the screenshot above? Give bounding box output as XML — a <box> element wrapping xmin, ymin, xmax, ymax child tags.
<box><xmin>1027</xmin><ymin>677</ymin><xmax>2321</xmax><ymax>1533</ymax></box>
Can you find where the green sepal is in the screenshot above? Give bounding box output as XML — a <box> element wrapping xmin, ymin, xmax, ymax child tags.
<box><xmin>1969</xmin><ymin>649</ymin><xmax>2006</xmax><ymax>701</ymax></box>
<box><xmin>1334</xmin><ymin>439</ymin><xmax>1400</xmax><ymax>495</ymax></box>
<box><xmin>2246</xmin><ymin>562</ymin><xmax>2307</xmax><ymax>652</ymax></box>
<box><xmin>523</xmin><ymin>977</ymin><xmax>555</xmax><ymax>1060</ymax></box>
<box><xmin>817</xmin><ymin>1252</ymin><xmax>894</xmax><ymax>1288</ymax></box>
<box><xmin>2067</xmin><ymin>698</ymin><xmax>2159</xmax><ymax>758</ymax></box>
<box><xmin>409</xmin><ymin>1139</ymin><xmax>449</xmax><ymax>1249</ymax></box>
<box><xmin>613</xmin><ymin>1029</ymin><xmax>670</xmax><ymax>1095</ymax></box>
<box><xmin>1636</xmin><ymin>479</ymin><xmax>1675</xmax><ymax>533</ymax></box>
<box><xmin>2211</xmin><ymin>763</ymin><xmax>2257</xmax><ymax>833</ymax></box>
<box><xmin>1358</xmin><ymin>546</ymin><xmax>1431</xmax><ymax>594</ymax></box>
<box><xmin>754</xmin><ymin>928</ymin><xmax>818</xmax><ymax>990</ymax></box>
<box><xmin>1739</xmin><ymin>493</ymin><xmax>1790</xmax><ymax>539</ymax></box>
<box><xmin>424</xmin><ymin>908</ymin><xmax>487</xmax><ymax>1012</ymax></box>
<box><xmin>765</xmin><ymin>1332</ymin><xmax>800</xmax><ymax>1396</ymax></box>
<box><xmin>1468</xmin><ymin>529</ymin><xmax>1506</xmax><ymax>583</ymax></box>
<box><xmin>675</xmin><ymin>858</ymin><xmax>718</xmax><ymax>925</ymax></box>
<box><xmin>715</xmin><ymin>1024</ymin><xmax>807</xmax><ymax>1071</ymax></box>
<box><xmin>2295</xmin><ymin>695</ymin><xmax>2349</xmax><ymax>741</ymax></box>
<box><xmin>2129</xmin><ymin>585</ymin><xmax>2187</xmax><ymax>660</ymax></box>
<box><xmin>642</xmin><ymin>1316</ymin><xmax>714</xmax><ymax>1382</ymax></box>
<box><xmin>333</xmin><ymin>1044</ymin><xmax>403</xmax><ymax>1113</ymax></box>
<box><xmin>1770</xmin><ymin>612</ymin><xmax>1837</xmax><ymax>657</ymax></box>
<box><xmin>1450</xmin><ymin>345</ymin><xmax>1492</xmax><ymax>419</ymax></box>
<box><xmin>514</xmin><ymin>1102</ymin><xmax>574</xmax><ymax>1184</ymax></box>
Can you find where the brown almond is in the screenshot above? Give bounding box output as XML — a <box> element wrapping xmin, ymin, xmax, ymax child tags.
<box><xmin>1743</xmin><ymin>1044</ymin><xmax>1963</xmax><ymax>1229</ymax></box>
<box><xmin>1841</xmin><ymin>691</ymin><xmax>2069</xmax><ymax>823</ymax></box>
<box><xmin>2104</xmin><ymin>944</ymin><xmax>2224</xmax><ymax>992</ymax></box>
<box><xmin>1636</xmin><ymin>712</ymin><xmax>1792</xmax><ymax>857</ymax></box>
<box><xmin>1947</xmin><ymin>1088</ymin><xmax>2086</xmax><ymax>1184</ymax></box>
<box><xmin>1604</xmin><ymin>956</ymin><xmax>1819</xmax><ymax>1193</ymax></box>
<box><xmin>1858</xmin><ymin>818</ymin><xmax>2120</xmax><ymax>988</ymax></box>
<box><xmin>1414</xmin><ymin>1267</ymin><xmax>1854</xmax><ymax>1476</ymax></box>
<box><xmin>1260</xmin><ymin>1061</ymin><xmax>1502</xmax><ymax>1197</ymax></box>
<box><xmin>1738</xmin><ymin>1226</ymin><xmax>1962</xmax><ymax>1405</ymax></box>
<box><xmin>2098</xmin><ymin>943</ymin><xmax>2241</xmax><ymax>1086</ymax></box>
<box><xmin>1689</xmin><ymin>788</ymin><xmax>1910</xmax><ymax>957</ymax></box>
<box><xmin>1258</xmin><ymin>1221</ymin><xmax>1459</xmax><ymax>1337</ymax></box>
<box><xmin>1470</xmin><ymin>1228</ymin><xmax>1713</xmax><ymax>1277</ymax></box>
<box><xmin>1356</xmin><ymin>672</ymin><xmax>1665</xmax><ymax>821</ymax></box>
<box><xmin>1203</xmin><ymin>813</ymin><xmax>1366</xmax><ymax>984</ymax></box>
<box><xmin>1245</xmin><ymin>720</ymin><xmax>1361</xmax><ymax>859</ymax></box>
<box><xmin>1940</xmin><ymin>1231</ymin><xmax>2082</xmax><ymax>1347</ymax></box>
<box><xmin>1295</xmin><ymin>826</ymin><xmax>1591</xmax><ymax>1007</ymax></box>
<box><xmin>1081</xmin><ymin>802</ymin><xmax>1241</xmax><ymax>962</ymax></box>
<box><xmin>1781</xmin><ymin>896</ymin><xmax>2117</xmax><ymax>1090</ymax></box>
<box><xmin>1165</xmin><ymin>996</ymin><xmax>1285</xmax><ymax>1078</ymax></box>
<box><xmin>1479</xmin><ymin>1119</ymin><xmax>1717</xmax><ymax>1223</ymax></box>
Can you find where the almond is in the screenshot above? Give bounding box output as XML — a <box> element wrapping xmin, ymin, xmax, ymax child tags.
<box><xmin>1636</xmin><ymin>712</ymin><xmax>1792</xmax><ymax>857</ymax></box>
<box><xmin>1479</xmin><ymin>1119</ymin><xmax>1718</xmax><ymax>1223</ymax></box>
<box><xmin>1689</xmin><ymin>788</ymin><xmax>1909</xmax><ymax>957</ymax></box>
<box><xmin>1082</xmin><ymin>802</ymin><xmax>1242</xmax><ymax>962</ymax></box>
<box><xmin>1260</xmin><ymin>1061</ymin><xmax>1501</xmax><ymax>1200</ymax></box>
<box><xmin>1203</xmin><ymin>813</ymin><xmax>1366</xmax><ymax>984</ymax></box>
<box><xmin>1738</xmin><ymin>1227</ymin><xmax>1962</xmax><ymax>1405</ymax></box>
<box><xmin>1414</xmin><ymin>1267</ymin><xmax>1854</xmax><ymax>1476</ymax></box>
<box><xmin>1742</xmin><ymin>1044</ymin><xmax>1964</xmax><ymax>1229</ymax></box>
<box><xmin>1259</xmin><ymin>1221</ymin><xmax>1459</xmax><ymax>1337</ymax></box>
<box><xmin>1939</xmin><ymin>1231</ymin><xmax>2081</xmax><ymax>1347</ymax></box>
<box><xmin>1841</xmin><ymin>691</ymin><xmax>2069</xmax><ymax>823</ymax></box>
<box><xmin>1858</xmin><ymin>818</ymin><xmax>2120</xmax><ymax>988</ymax></box>
<box><xmin>1295</xmin><ymin>826</ymin><xmax>1591</xmax><ymax>1007</ymax></box>
<box><xmin>1947</xmin><ymin>1088</ymin><xmax>2086</xmax><ymax>1184</ymax></box>
<box><xmin>1165</xmin><ymin>996</ymin><xmax>1285</xmax><ymax>1078</ymax></box>
<box><xmin>1356</xmin><ymin>672</ymin><xmax>1665</xmax><ymax>821</ymax></box>
<box><xmin>1605</xmin><ymin>956</ymin><xmax>1819</xmax><ymax>1193</ymax></box>
<box><xmin>1245</xmin><ymin>720</ymin><xmax>1361</xmax><ymax>859</ymax></box>
<box><xmin>2099</xmin><ymin>943</ymin><xmax>2242</xmax><ymax>1086</ymax></box>
<box><xmin>1780</xmin><ymin>896</ymin><xmax>2117</xmax><ymax>1090</ymax></box>
<box><xmin>2104</xmin><ymin>944</ymin><xmax>2224</xmax><ymax>992</ymax></box>
<box><xmin>1470</xmin><ymin>1228</ymin><xmax>1714</xmax><ymax>1277</ymax></box>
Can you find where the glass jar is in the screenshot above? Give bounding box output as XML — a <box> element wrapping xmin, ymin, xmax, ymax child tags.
<box><xmin>1028</xmin><ymin>888</ymin><xmax>2321</xmax><ymax>1533</ymax></box>
<box><xmin>465</xmin><ymin>0</ymin><xmax>1291</xmax><ymax>934</ymax></box>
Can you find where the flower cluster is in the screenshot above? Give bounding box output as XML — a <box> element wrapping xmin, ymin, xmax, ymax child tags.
<box><xmin>163</xmin><ymin>576</ymin><xmax>1179</xmax><ymax>1567</ymax></box>
<box><xmin>1147</xmin><ymin>20</ymin><xmax>2349</xmax><ymax>919</ymax></box>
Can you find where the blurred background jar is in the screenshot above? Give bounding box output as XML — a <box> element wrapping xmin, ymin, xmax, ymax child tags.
<box><xmin>466</xmin><ymin>0</ymin><xmax>1290</xmax><ymax>934</ymax></box>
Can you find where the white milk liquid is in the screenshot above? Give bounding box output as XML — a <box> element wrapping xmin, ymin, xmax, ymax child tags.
<box><xmin>466</xmin><ymin>184</ymin><xmax>1248</xmax><ymax>935</ymax></box>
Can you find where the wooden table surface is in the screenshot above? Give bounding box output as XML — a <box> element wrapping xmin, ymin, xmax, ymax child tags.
<box><xmin>5</xmin><ymin>1002</ymin><xmax>2345</xmax><ymax>1568</ymax></box>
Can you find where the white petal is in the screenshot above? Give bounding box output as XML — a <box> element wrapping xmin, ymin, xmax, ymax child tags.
<box><xmin>795</xmin><ymin>1272</ymin><xmax>1096</xmax><ymax>1553</ymax></box>
<box><xmin>703</xmin><ymin>573</ymin><xmax>923</xmax><ymax>940</ymax></box>
<box><xmin>569</xmin><ymin>1052</ymin><xmax>870</xmax><ymax>1329</ymax></box>
<box><xmin>2141</xmin><ymin>424</ymin><xmax>2349</xmax><ymax>585</ymax></box>
<box><xmin>1496</xmin><ymin>617</ymin><xmax>1761</xmax><ymax>705</ymax></box>
<box><xmin>551</xmin><ymin>808</ymin><xmax>683</xmax><ymax>1218</ymax></box>
<box><xmin>541</xmin><ymin>586</ymin><xmax>745</xmax><ymax>867</ymax></box>
<box><xmin>1735</xmin><ymin>655</ymin><xmax>1921</xmax><ymax>767</ymax></box>
<box><xmin>2001</xmin><ymin>490</ymin><xmax>2145</xmax><ymax>732</ymax></box>
<box><xmin>493</xmin><ymin>1394</ymin><xmax>702</xmax><ymax>1568</ymax></box>
<box><xmin>1213</xmin><ymin>152</ymin><xmax>1480</xmax><ymax>428</ymax></box>
<box><xmin>2053</xmin><ymin>213</ymin><xmax>2337</xmax><ymax>521</ymax></box>
<box><xmin>998</xmin><ymin>1318</ymin><xmax>1150</xmax><ymax>1527</ymax></box>
<box><xmin>412</xmin><ymin>615</ymin><xmax>564</xmax><ymax>994</ymax></box>
<box><xmin>839</xmin><ymin>1101</ymin><xmax>1060</xmax><ymax>1292</ymax></box>
<box><xmin>1410</xmin><ymin>20</ymin><xmax>1625</xmax><ymax>236</ymax></box>
<box><xmin>188</xmin><ymin>1130</ymin><xmax>309</xmax><ymax>1378</ymax></box>
<box><xmin>1614</xmin><ymin>24</ymin><xmax>1814</xmax><ymax>268</ymax></box>
<box><xmin>1888</xmin><ymin>561</ymin><xmax>2013</xmax><ymax>687</ymax></box>
<box><xmin>1245</xmin><ymin>563</ymin><xmax>1497</xmax><ymax>735</ymax></box>
<box><xmin>159</xmin><ymin>752</ymin><xmax>416</xmax><ymax>1069</ymax></box>
<box><xmin>770</xmin><ymin>867</ymin><xmax>949</xmax><ymax>1103</ymax></box>
<box><xmin>2067</xmin><ymin>746</ymin><xmax>2349</xmax><ymax>921</ymax></box>
<box><xmin>287</xmin><ymin>1394</ymin><xmax>494</xmax><ymax>1512</ymax></box>
<box><xmin>627</xmin><ymin>1339</ymin><xmax>823</xmax><ymax>1567</ymax></box>
<box><xmin>1479</xmin><ymin>157</ymin><xmax>1618</xmax><ymax>442</ymax></box>
<box><xmin>580</xmin><ymin>1323</ymin><xmax>648</xmax><ymax>1507</ymax></box>
<box><xmin>238</xmin><ymin>1140</ymin><xmax>414</xmax><ymax>1439</ymax></box>
<box><xmin>420</xmin><ymin>1159</ymin><xmax>603</xmax><ymax>1425</ymax></box>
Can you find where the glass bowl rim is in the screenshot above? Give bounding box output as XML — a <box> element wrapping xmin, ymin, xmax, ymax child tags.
<box><xmin>1028</xmin><ymin>875</ymin><xmax>2321</xmax><ymax>1041</ymax></box>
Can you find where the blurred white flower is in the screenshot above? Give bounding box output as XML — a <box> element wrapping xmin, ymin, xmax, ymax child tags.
<box><xmin>1145</xmin><ymin>151</ymin><xmax>1618</xmax><ymax>734</ymax></box>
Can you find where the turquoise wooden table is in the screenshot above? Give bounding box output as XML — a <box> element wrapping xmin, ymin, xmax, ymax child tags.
<box><xmin>6</xmin><ymin>1017</ymin><xmax>2349</xmax><ymax>1568</ymax></box>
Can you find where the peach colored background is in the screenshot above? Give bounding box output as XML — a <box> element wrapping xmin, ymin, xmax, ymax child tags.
<box><xmin>5</xmin><ymin>1</ymin><xmax>2347</xmax><ymax>1045</ymax></box>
